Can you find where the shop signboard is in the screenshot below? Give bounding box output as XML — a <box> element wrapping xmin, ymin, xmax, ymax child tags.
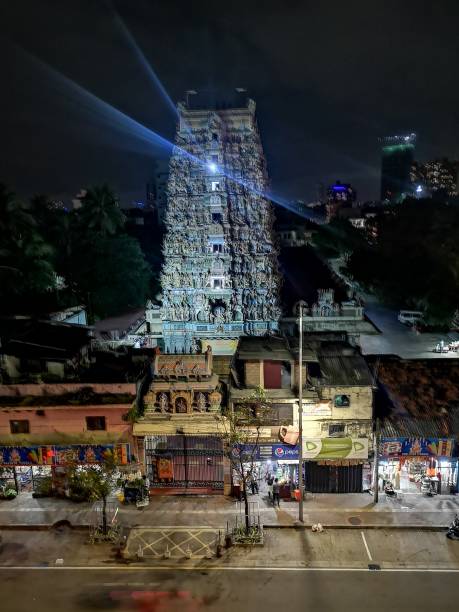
<box><xmin>302</xmin><ymin>437</ymin><xmax>368</xmax><ymax>460</ymax></box>
<box><xmin>380</xmin><ymin>438</ymin><xmax>454</xmax><ymax>458</ymax></box>
<box><xmin>232</xmin><ymin>443</ymin><xmax>299</xmax><ymax>461</ymax></box>
<box><xmin>303</xmin><ymin>402</ymin><xmax>332</xmax><ymax>417</ymax></box>
<box><xmin>0</xmin><ymin>443</ymin><xmax>130</xmax><ymax>466</ymax></box>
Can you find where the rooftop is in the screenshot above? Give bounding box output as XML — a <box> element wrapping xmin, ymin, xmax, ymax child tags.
<box><xmin>372</xmin><ymin>358</ymin><xmax>459</xmax><ymax>420</ymax></box>
<box><xmin>315</xmin><ymin>343</ymin><xmax>373</xmax><ymax>387</ymax></box>
<box><xmin>236</xmin><ymin>336</ymin><xmax>292</xmax><ymax>361</ymax></box>
<box><xmin>0</xmin><ymin>317</ymin><xmax>92</xmax><ymax>361</ymax></box>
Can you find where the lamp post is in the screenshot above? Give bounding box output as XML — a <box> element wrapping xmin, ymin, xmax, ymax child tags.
<box><xmin>297</xmin><ymin>300</ymin><xmax>306</xmax><ymax>523</ymax></box>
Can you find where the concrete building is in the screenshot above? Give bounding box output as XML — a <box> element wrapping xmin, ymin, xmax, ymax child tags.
<box><xmin>132</xmin><ymin>346</ymin><xmax>229</xmax><ymax>495</ymax></box>
<box><xmin>0</xmin><ymin>318</ymin><xmax>92</xmax><ymax>383</ymax></box>
<box><xmin>325</xmin><ymin>181</ymin><xmax>357</xmax><ymax>222</ymax></box>
<box><xmin>410</xmin><ymin>158</ymin><xmax>459</xmax><ymax>198</ymax></box>
<box><xmin>0</xmin><ymin>382</ymin><xmax>135</xmax><ymax>493</ymax></box>
<box><xmin>229</xmin><ymin>335</ymin><xmax>374</xmax><ymax>493</ymax></box>
<box><xmin>160</xmin><ymin>97</ymin><xmax>281</xmax><ymax>355</ymax></box>
<box><xmin>380</xmin><ymin>134</ymin><xmax>416</xmax><ymax>203</ymax></box>
<box><xmin>280</xmin><ymin>289</ymin><xmax>377</xmax><ymax>346</ymax></box>
<box><xmin>92</xmin><ymin>301</ymin><xmax>162</xmax><ymax>352</ymax></box>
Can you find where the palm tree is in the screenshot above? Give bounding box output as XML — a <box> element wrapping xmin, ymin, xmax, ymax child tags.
<box><xmin>0</xmin><ymin>183</ymin><xmax>37</xmax><ymax>241</ymax></box>
<box><xmin>78</xmin><ymin>185</ymin><xmax>125</xmax><ymax>237</ymax></box>
<box><xmin>0</xmin><ymin>184</ymin><xmax>56</xmax><ymax>302</ymax></box>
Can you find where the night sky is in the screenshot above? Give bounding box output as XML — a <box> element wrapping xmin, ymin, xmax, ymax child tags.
<box><xmin>1</xmin><ymin>0</ymin><xmax>458</xmax><ymax>205</ymax></box>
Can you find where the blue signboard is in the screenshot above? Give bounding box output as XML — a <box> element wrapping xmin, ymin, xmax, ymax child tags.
<box><xmin>0</xmin><ymin>444</ymin><xmax>130</xmax><ymax>466</ymax></box>
<box><xmin>380</xmin><ymin>438</ymin><xmax>455</xmax><ymax>458</ymax></box>
<box><xmin>233</xmin><ymin>443</ymin><xmax>299</xmax><ymax>461</ymax></box>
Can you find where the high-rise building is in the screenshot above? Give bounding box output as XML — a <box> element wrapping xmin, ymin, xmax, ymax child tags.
<box><xmin>160</xmin><ymin>98</ymin><xmax>281</xmax><ymax>354</ymax></box>
<box><xmin>410</xmin><ymin>158</ymin><xmax>459</xmax><ymax>198</ymax></box>
<box><xmin>380</xmin><ymin>134</ymin><xmax>416</xmax><ymax>203</ymax></box>
<box><xmin>325</xmin><ymin>181</ymin><xmax>356</xmax><ymax>221</ymax></box>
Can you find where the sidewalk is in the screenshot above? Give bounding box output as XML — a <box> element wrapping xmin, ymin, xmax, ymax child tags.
<box><xmin>1</xmin><ymin>491</ymin><xmax>458</xmax><ymax>529</ymax></box>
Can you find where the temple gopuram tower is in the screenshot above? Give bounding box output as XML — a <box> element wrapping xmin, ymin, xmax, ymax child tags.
<box><xmin>161</xmin><ymin>97</ymin><xmax>281</xmax><ymax>354</ymax></box>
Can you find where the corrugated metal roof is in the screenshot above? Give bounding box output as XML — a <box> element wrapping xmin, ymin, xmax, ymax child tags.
<box><xmin>237</xmin><ymin>336</ymin><xmax>292</xmax><ymax>361</ymax></box>
<box><xmin>318</xmin><ymin>354</ymin><xmax>373</xmax><ymax>387</ymax></box>
<box><xmin>380</xmin><ymin>411</ymin><xmax>459</xmax><ymax>438</ymax></box>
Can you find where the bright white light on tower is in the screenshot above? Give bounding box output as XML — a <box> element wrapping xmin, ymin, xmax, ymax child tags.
<box><xmin>416</xmin><ymin>185</ymin><xmax>423</xmax><ymax>193</ymax></box>
<box><xmin>208</xmin><ymin>162</ymin><xmax>217</xmax><ymax>173</ymax></box>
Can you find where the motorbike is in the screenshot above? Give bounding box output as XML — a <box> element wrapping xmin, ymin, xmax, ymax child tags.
<box><xmin>384</xmin><ymin>482</ymin><xmax>397</xmax><ymax>498</ymax></box>
<box><xmin>446</xmin><ymin>515</ymin><xmax>459</xmax><ymax>540</ymax></box>
<box><xmin>420</xmin><ymin>477</ymin><xmax>436</xmax><ymax>496</ymax></box>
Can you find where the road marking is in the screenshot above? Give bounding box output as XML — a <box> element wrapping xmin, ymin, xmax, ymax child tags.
<box><xmin>361</xmin><ymin>531</ymin><xmax>372</xmax><ymax>561</ymax></box>
<box><xmin>2</xmin><ymin>566</ymin><xmax>459</xmax><ymax>573</ymax></box>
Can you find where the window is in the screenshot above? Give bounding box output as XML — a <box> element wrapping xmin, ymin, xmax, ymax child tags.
<box><xmin>329</xmin><ymin>423</ymin><xmax>346</xmax><ymax>436</ymax></box>
<box><xmin>211</xmin><ymin>181</ymin><xmax>220</xmax><ymax>191</ymax></box>
<box><xmin>211</xmin><ymin>154</ymin><xmax>218</xmax><ymax>163</ymax></box>
<box><xmin>334</xmin><ymin>394</ymin><xmax>351</xmax><ymax>408</ymax></box>
<box><xmin>212</xmin><ymin>212</ymin><xmax>223</xmax><ymax>224</ymax></box>
<box><xmin>212</xmin><ymin>277</ymin><xmax>224</xmax><ymax>289</ymax></box>
<box><xmin>10</xmin><ymin>420</ymin><xmax>29</xmax><ymax>434</ymax></box>
<box><xmin>212</xmin><ymin>133</ymin><xmax>218</xmax><ymax>141</ymax></box>
<box><xmin>212</xmin><ymin>243</ymin><xmax>223</xmax><ymax>253</ymax></box>
<box><xmin>86</xmin><ymin>416</ymin><xmax>106</xmax><ymax>431</ymax></box>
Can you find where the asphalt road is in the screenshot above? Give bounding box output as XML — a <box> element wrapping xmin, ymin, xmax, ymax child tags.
<box><xmin>360</xmin><ymin>296</ymin><xmax>459</xmax><ymax>358</ymax></box>
<box><xmin>1</xmin><ymin>567</ymin><xmax>459</xmax><ymax>612</ymax></box>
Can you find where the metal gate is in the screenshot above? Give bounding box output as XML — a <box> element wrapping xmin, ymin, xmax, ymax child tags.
<box><xmin>145</xmin><ymin>435</ymin><xmax>224</xmax><ymax>493</ymax></box>
<box><xmin>305</xmin><ymin>462</ymin><xmax>363</xmax><ymax>493</ymax></box>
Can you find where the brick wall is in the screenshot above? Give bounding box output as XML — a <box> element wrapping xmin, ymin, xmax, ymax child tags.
<box><xmin>244</xmin><ymin>361</ymin><xmax>262</xmax><ymax>388</ymax></box>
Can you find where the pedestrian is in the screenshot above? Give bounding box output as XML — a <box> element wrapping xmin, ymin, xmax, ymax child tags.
<box><xmin>266</xmin><ymin>473</ymin><xmax>274</xmax><ymax>500</ymax></box>
<box><xmin>272</xmin><ymin>478</ymin><xmax>280</xmax><ymax>508</ymax></box>
<box><xmin>249</xmin><ymin>472</ymin><xmax>257</xmax><ymax>495</ymax></box>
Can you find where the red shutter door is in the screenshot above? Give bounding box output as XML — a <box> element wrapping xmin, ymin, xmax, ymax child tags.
<box><xmin>263</xmin><ymin>360</ymin><xmax>282</xmax><ymax>389</ymax></box>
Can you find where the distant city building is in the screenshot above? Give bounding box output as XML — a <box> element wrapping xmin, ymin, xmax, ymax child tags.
<box><xmin>146</xmin><ymin>160</ymin><xmax>169</xmax><ymax>223</ymax></box>
<box><xmin>410</xmin><ymin>158</ymin><xmax>459</xmax><ymax>198</ymax></box>
<box><xmin>325</xmin><ymin>181</ymin><xmax>356</xmax><ymax>221</ymax></box>
<box><xmin>380</xmin><ymin>134</ymin><xmax>416</xmax><ymax>203</ymax></box>
<box><xmin>160</xmin><ymin>97</ymin><xmax>281</xmax><ymax>354</ymax></box>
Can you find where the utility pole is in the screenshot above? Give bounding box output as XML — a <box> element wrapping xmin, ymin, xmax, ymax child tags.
<box><xmin>298</xmin><ymin>301</ymin><xmax>305</xmax><ymax>522</ymax></box>
<box><xmin>373</xmin><ymin>418</ymin><xmax>379</xmax><ymax>503</ymax></box>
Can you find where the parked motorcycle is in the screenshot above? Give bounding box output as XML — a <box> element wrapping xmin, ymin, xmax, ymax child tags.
<box><xmin>446</xmin><ymin>515</ymin><xmax>459</xmax><ymax>540</ymax></box>
<box><xmin>384</xmin><ymin>482</ymin><xmax>397</xmax><ymax>498</ymax></box>
<box><xmin>420</xmin><ymin>477</ymin><xmax>436</xmax><ymax>496</ymax></box>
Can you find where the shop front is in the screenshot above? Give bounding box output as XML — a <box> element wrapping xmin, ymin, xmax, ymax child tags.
<box><xmin>303</xmin><ymin>437</ymin><xmax>370</xmax><ymax>493</ymax></box>
<box><xmin>379</xmin><ymin>437</ymin><xmax>458</xmax><ymax>494</ymax></box>
<box><xmin>0</xmin><ymin>443</ymin><xmax>130</xmax><ymax>495</ymax></box>
<box><xmin>231</xmin><ymin>443</ymin><xmax>300</xmax><ymax>499</ymax></box>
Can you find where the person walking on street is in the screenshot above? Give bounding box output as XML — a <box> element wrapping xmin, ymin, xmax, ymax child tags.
<box><xmin>272</xmin><ymin>478</ymin><xmax>280</xmax><ymax>508</ymax></box>
<box><xmin>249</xmin><ymin>472</ymin><xmax>257</xmax><ymax>495</ymax></box>
<box><xmin>266</xmin><ymin>473</ymin><xmax>274</xmax><ymax>500</ymax></box>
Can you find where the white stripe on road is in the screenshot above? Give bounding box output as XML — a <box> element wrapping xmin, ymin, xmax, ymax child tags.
<box><xmin>361</xmin><ymin>531</ymin><xmax>372</xmax><ymax>561</ymax></box>
<box><xmin>2</xmin><ymin>566</ymin><xmax>459</xmax><ymax>573</ymax></box>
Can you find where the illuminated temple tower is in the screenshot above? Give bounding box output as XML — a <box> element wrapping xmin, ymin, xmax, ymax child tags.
<box><xmin>160</xmin><ymin>97</ymin><xmax>281</xmax><ymax>354</ymax></box>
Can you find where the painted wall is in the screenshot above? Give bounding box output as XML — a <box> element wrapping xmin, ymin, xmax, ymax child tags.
<box><xmin>0</xmin><ymin>404</ymin><xmax>133</xmax><ymax>447</ymax></box>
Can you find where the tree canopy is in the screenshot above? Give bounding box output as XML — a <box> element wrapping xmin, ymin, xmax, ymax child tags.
<box><xmin>0</xmin><ymin>183</ymin><xmax>152</xmax><ymax>320</ymax></box>
<box><xmin>345</xmin><ymin>199</ymin><xmax>459</xmax><ymax>325</ymax></box>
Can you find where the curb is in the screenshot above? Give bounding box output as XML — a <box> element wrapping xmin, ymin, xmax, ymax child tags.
<box><xmin>263</xmin><ymin>524</ymin><xmax>448</xmax><ymax>531</ymax></box>
<box><xmin>0</xmin><ymin>523</ymin><xmax>450</xmax><ymax>531</ymax></box>
<box><xmin>0</xmin><ymin>524</ymin><xmax>89</xmax><ymax>531</ymax></box>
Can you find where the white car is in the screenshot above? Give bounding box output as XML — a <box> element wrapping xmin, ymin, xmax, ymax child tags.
<box><xmin>397</xmin><ymin>310</ymin><xmax>424</xmax><ymax>326</ymax></box>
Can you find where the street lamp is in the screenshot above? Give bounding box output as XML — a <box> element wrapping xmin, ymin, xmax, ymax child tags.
<box><xmin>297</xmin><ymin>300</ymin><xmax>307</xmax><ymax>523</ymax></box>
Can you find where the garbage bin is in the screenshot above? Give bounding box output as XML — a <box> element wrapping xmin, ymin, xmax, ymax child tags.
<box><xmin>293</xmin><ymin>489</ymin><xmax>301</xmax><ymax>501</ymax></box>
